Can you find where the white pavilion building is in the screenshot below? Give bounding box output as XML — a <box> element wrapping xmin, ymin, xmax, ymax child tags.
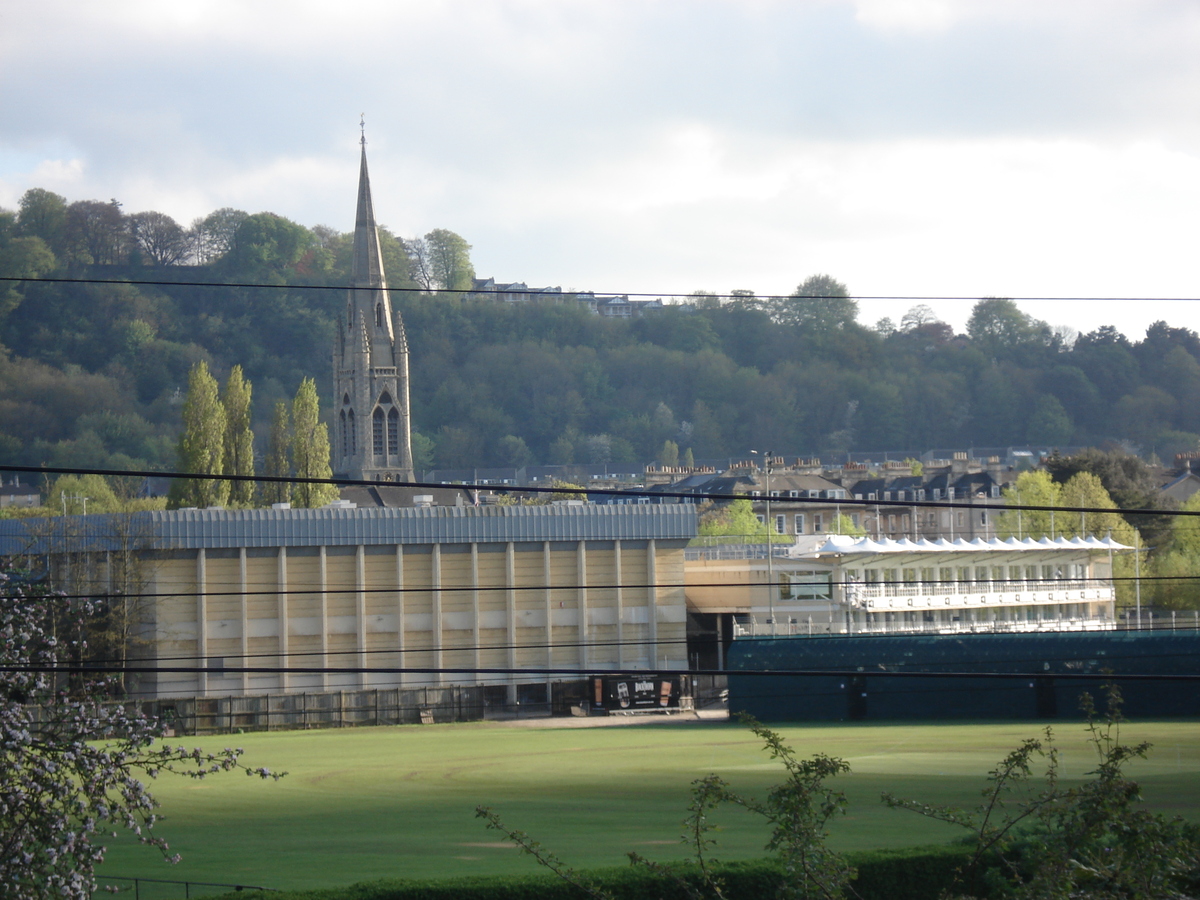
<box><xmin>685</xmin><ymin>534</ymin><xmax>1128</xmax><ymax>639</ymax></box>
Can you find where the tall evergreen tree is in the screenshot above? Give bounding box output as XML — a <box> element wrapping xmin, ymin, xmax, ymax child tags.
<box><xmin>222</xmin><ymin>364</ymin><xmax>255</xmax><ymax>507</ymax></box>
<box><xmin>290</xmin><ymin>378</ymin><xmax>338</xmax><ymax>508</ymax></box>
<box><xmin>262</xmin><ymin>400</ymin><xmax>291</xmax><ymax>506</ymax></box>
<box><xmin>170</xmin><ymin>361</ymin><xmax>229</xmax><ymax>509</ymax></box>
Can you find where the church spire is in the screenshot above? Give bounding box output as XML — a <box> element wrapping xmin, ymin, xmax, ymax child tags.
<box><xmin>334</xmin><ymin>121</ymin><xmax>414</xmax><ymax>484</ymax></box>
<box><xmin>351</xmin><ymin>127</ymin><xmax>387</xmax><ymax>290</ymax></box>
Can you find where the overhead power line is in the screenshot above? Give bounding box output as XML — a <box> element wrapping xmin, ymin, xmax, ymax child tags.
<box><xmin>66</xmin><ymin>639</ymin><xmax>1200</xmax><ymax>671</ymax></box>
<box><xmin>2</xmin><ymin>274</ymin><xmax>1200</xmax><ymax>304</ymax></box>
<box><xmin>6</xmin><ymin>662</ymin><xmax>1200</xmax><ymax>681</ymax></box>
<box><xmin>8</xmin><ymin>572</ymin><xmax>1200</xmax><ymax>609</ymax></box>
<box><xmin>3</xmin><ymin>463</ymin><xmax>1196</xmax><ymax>519</ymax></box>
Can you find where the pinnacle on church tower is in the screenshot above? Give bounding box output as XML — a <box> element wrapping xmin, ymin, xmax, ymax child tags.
<box><xmin>333</xmin><ymin>122</ymin><xmax>414</xmax><ymax>482</ymax></box>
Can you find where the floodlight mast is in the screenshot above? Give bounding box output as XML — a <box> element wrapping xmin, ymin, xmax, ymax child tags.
<box><xmin>751</xmin><ymin>450</ymin><xmax>776</xmax><ymax>636</ymax></box>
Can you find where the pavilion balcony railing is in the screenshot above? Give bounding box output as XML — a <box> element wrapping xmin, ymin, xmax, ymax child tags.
<box><xmin>731</xmin><ymin>614</ymin><xmax>1118</xmax><ymax>640</ymax></box>
<box><xmin>846</xmin><ymin>579</ymin><xmax>1113</xmax><ymax>611</ymax></box>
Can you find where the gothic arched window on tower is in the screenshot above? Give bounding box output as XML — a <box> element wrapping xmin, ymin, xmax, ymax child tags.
<box><xmin>376</xmin><ymin>303</ymin><xmax>384</xmax><ymax>329</ymax></box>
<box><xmin>373</xmin><ymin>407</ymin><xmax>385</xmax><ymax>457</ymax></box>
<box><xmin>347</xmin><ymin>408</ymin><xmax>356</xmax><ymax>454</ymax></box>
<box><xmin>340</xmin><ymin>410</ymin><xmax>348</xmax><ymax>457</ymax></box>
<box><xmin>387</xmin><ymin>408</ymin><xmax>399</xmax><ymax>455</ymax></box>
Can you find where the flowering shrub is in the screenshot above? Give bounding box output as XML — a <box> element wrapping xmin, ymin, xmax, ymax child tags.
<box><xmin>0</xmin><ymin>564</ymin><xmax>284</xmax><ymax>900</ymax></box>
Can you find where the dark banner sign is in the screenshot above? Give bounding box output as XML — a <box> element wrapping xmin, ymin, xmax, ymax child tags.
<box><xmin>591</xmin><ymin>674</ymin><xmax>684</xmax><ymax>712</ymax></box>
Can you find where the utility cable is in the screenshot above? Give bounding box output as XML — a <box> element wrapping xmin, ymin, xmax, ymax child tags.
<box><xmin>3</xmin><ymin>572</ymin><xmax>1194</xmax><ymax>607</ymax></box>
<box><xmin>7</xmin><ymin>661</ymin><xmax>1200</xmax><ymax>681</ymax></box>
<box><xmin>2</xmin><ymin>463</ymin><xmax>1196</xmax><ymax>518</ymax></box>
<box><xmin>3</xmin><ymin>274</ymin><xmax>1200</xmax><ymax>304</ymax></box>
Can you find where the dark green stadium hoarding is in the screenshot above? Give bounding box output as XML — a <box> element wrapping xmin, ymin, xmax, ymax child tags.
<box><xmin>726</xmin><ymin>631</ymin><xmax>1200</xmax><ymax>721</ymax></box>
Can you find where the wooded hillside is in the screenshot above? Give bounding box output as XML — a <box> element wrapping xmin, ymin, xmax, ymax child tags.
<box><xmin>2</xmin><ymin>188</ymin><xmax>1199</xmax><ymax>473</ymax></box>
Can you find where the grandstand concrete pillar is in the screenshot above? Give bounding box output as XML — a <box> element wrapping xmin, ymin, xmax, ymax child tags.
<box><xmin>277</xmin><ymin>547</ymin><xmax>288</xmax><ymax>693</ymax></box>
<box><xmin>577</xmin><ymin>542</ymin><xmax>588</xmax><ymax>672</ymax></box>
<box><xmin>356</xmin><ymin>546</ymin><xmax>367</xmax><ymax>689</ymax></box>
<box><xmin>615</xmin><ymin>540</ymin><xmax>624</xmax><ymax>668</ymax></box>
<box><xmin>506</xmin><ymin>542</ymin><xmax>517</xmax><ymax>704</ymax></box>
<box><xmin>432</xmin><ymin>543</ymin><xmax>443</xmax><ymax>681</ymax></box>
<box><xmin>471</xmin><ymin>544</ymin><xmax>480</xmax><ymax>684</ymax></box>
<box><xmin>239</xmin><ymin>548</ymin><xmax>248</xmax><ymax>696</ymax></box>
<box><xmin>319</xmin><ymin>547</ymin><xmax>329</xmax><ymax>692</ymax></box>
<box><xmin>196</xmin><ymin>548</ymin><xmax>208</xmax><ymax>696</ymax></box>
<box><xmin>647</xmin><ymin>539</ymin><xmax>658</xmax><ymax>668</ymax></box>
<box><xmin>395</xmin><ymin>546</ymin><xmax>405</xmax><ymax>689</ymax></box>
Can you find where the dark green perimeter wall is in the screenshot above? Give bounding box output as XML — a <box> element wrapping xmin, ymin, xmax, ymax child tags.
<box><xmin>727</xmin><ymin>630</ymin><xmax>1200</xmax><ymax>722</ymax></box>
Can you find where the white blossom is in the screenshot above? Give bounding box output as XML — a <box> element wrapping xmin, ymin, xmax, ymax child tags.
<box><xmin>0</xmin><ymin>563</ymin><xmax>284</xmax><ymax>900</ymax></box>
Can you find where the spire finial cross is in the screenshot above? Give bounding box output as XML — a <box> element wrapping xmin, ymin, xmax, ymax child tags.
<box><xmin>360</xmin><ymin>113</ymin><xmax>366</xmax><ymax>147</ymax></box>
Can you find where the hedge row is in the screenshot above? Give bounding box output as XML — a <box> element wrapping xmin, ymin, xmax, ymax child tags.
<box><xmin>211</xmin><ymin>843</ymin><xmax>985</xmax><ymax>900</ymax></box>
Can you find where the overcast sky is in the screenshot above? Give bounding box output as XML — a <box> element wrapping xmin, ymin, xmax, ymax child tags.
<box><xmin>3</xmin><ymin>0</ymin><xmax>1199</xmax><ymax>338</ymax></box>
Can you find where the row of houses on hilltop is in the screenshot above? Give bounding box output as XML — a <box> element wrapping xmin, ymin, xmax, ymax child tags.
<box><xmin>468</xmin><ymin>278</ymin><xmax>667</xmax><ymax>317</ymax></box>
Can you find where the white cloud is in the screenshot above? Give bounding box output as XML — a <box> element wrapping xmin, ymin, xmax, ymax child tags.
<box><xmin>852</xmin><ymin>0</ymin><xmax>960</xmax><ymax>33</ymax></box>
<box><xmin>3</xmin><ymin>0</ymin><xmax>1200</xmax><ymax>342</ymax></box>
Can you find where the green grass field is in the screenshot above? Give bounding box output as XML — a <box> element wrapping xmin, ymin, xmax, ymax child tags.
<box><xmin>95</xmin><ymin>717</ymin><xmax>1200</xmax><ymax>892</ymax></box>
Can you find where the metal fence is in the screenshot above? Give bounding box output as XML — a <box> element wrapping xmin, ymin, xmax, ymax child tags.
<box><xmin>118</xmin><ymin>680</ymin><xmax>663</xmax><ymax>735</ymax></box>
<box><xmin>94</xmin><ymin>875</ymin><xmax>274</xmax><ymax>900</ymax></box>
<box><xmin>142</xmin><ymin>685</ymin><xmax>489</xmax><ymax>734</ymax></box>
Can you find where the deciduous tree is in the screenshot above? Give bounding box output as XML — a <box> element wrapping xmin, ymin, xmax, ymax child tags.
<box><xmin>64</xmin><ymin>199</ymin><xmax>127</xmax><ymax>265</ymax></box>
<box><xmin>262</xmin><ymin>400</ymin><xmax>291</xmax><ymax>506</ymax></box>
<box><xmin>169</xmin><ymin>361</ymin><xmax>229</xmax><ymax>509</ymax></box>
<box><xmin>0</xmin><ymin>565</ymin><xmax>282</xmax><ymax>900</ymax></box>
<box><xmin>128</xmin><ymin>210</ymin><xmax>188</xmax><ymax>266</ymax></box>
<box><xmin>775</xmin><ymin>274</ymin><xmax>856</xmax><ymax>331</ymax></box>
<box><xmin>967</xmin><ymin>298</ymin><xmax>1050</xmax><ymax>357</ymax></box>
<box><xmin>221</xmin><ymin>365</ymin><xmax>255</xmax><ymax>507</ymax></box>
<box><xmin>15</xmin><ymin>188</ymin><xmax>68</xmax><ymax>253</ymax></box>
<box><xmin>290</xmin><ymin>378</ymin><xmax>339</xmax><ymax>508</ymax></box>
<box><xmin>424</xmin><ymin>228</ymin><xmax>475</xmax><ymax>292</ymax></box>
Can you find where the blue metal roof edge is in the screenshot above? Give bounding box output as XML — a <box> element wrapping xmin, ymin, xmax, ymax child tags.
<box><xmin>0</xmin><ymin>503</ymin><xmax>698</xmax><ymax>553</ymax></box>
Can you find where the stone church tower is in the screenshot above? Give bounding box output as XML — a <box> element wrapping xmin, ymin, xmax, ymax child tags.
<box><xmin>332</xmin><ymin>137</ymin><xmax>414</xmax><ymax>481</ymax></box>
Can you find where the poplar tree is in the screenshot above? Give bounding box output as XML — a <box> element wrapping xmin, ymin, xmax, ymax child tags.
<box><xmin>290</xmin><ymin>378</ymin><xmax>339</xmax><ymax>508</ymax></box>
<box><xmin>222</xmin><ymin>364</ymin><xmax>255</xmax><ymax>507</ymax></box>
<box><xmin>170</xmin><ymin>361</ymin><xmax>229</xmax><ymax>508</ymax></box>
<box><xmin>262</xmin><ymin>400</ymin><xmax>291</xmax><ymax>505</ymax></box>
